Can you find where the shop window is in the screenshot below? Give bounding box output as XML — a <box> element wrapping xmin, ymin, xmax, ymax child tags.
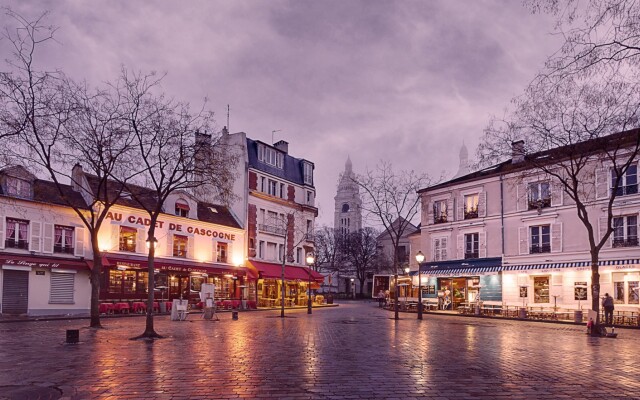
<box><xmin>119</xmin><ymin>226</ymin><xmax>137</xmax><ymax>252</ymax></box>
<box><xmin>530</xmin><ymin>225</ymin><xmax>551</xmax><ymax>253</ymax></box>
<box><xmin>612</xmin><ymin>215</ymin><xmax>638</xmax><ymax>247</ymax></box>
<box><xmin>49</xmin><ymin>272</ymin><xmax>74</xmax><ymax>304</ymax></box>
<box><xmin>433</xmin><ymin>200</ymin><xmax>448</xmax><ymax>224</ymax></box>
<box><xmin>629</xmin><ymin>281</ymin><xmax>639</xmax><ymax>304</ymax></box>
<box><xmin>217</xmin><ymin>242</ymin><xmax>228</xmax><ymax>263</ymax></box>
<box><xmin>173</xmin><ymin>235</ymin><xmax>188</xmax><ymax>258</ymax></box>
<box><xmin>464</xmin><ymin>194</ymin><xmax>479</xmax><ymax>219</ymax></box>
<box><xmin>123</xmin><ymin>270</ymin><xmax>136</xmax><ymax>294</ymax></box>
<box><xmin>175</xmin><ymin>200</ymin><xmax>190</xmax><ymax>218</ymax></box>
<box><xmin>533</xmin><ymin>276</ymin><xmax>550</xmax><ymax>303</ymax></box>
<box><xmin>464</xmin><ymin>233</ymin><xmax>479</xmax><ymax>259</ymax></box>
<box><xmin>191</xmin><ymin>275</ymin><xmax>205</xmax><ymax>292</ymax></box>
<box><xmin>6</xmin><ymin>176</ymin><xmax>31</xmax><ymax>198</ymax></box>
<box><xmin>611</xmin><ymin>164</ymin><xmax>638</xmax><ymax>196</ymax></box>
<box><xmin>528</xmin><ymin>181</ymin><xmax>551</xmax><ymax>210</ymax></box>
<box><xmin>137</xmin><ymin>271</ymin><xmax>148</xmax><ymax>295</ymax></box>
<box><xmin>614</xmin><ymin>281</ymin><xmax>625</xmax><ymax>303</ymax></box>
<box><xmin>54</xmin><ymin>225</ymin><xmax>75</xmax><ymax>254</ymax></box>
<box><xmin>109</xmin><ymin>270</ymin><xmax>123</xmax><ymax>294</ymax></box>
<box><xmin>5</xmin><ymin>218</ymin><xmax>29</xmax><ymax>249</ymax></box>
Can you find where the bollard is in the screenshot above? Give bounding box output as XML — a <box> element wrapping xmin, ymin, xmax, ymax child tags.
<box><xmin>66</xmin><ymin>329</ymin><xmax>79</xmax><ymax>344</ymax></box>
<box><xmin>232</xmin><ymin>310</ymin><xmax>239</xmax><ymax>320</ymax></box>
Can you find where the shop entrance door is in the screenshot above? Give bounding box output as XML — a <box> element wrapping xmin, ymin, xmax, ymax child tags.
<box><xmin>169</xmin><ymin>275</ymin><xmax>190</xmax><ymax>300</ymax></box>
<box><xmin>2</xmin><ymin>269</ymin><xmax>29</xmax><ymax>314</ymax></box>
<box><xmin>452</xmin><ymin>278</ymin><xmax>467</xmax><ymax>309</ymax></box>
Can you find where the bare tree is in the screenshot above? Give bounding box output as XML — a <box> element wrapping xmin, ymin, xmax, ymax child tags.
<box><xmin>479</xmin><ymin>72</ymin><xmax>640</xmax><ymax>327</ymax></box>
<box><xmin>0</xmin><ymin>10</ymin><xmax>133</xmax><ymax>328</ymax></box>
<box><xmin>114</xmin><ymin>69</ymin><xmax>236</xmax><ymax>339</ymax></box>
<box><xmin>314</xmin><ymin>226</ymin><xmax>344</xmax><ymax>272</ymax></box>
<box><xmin>341</xmin><ymin>227</ymin><xmax>382</xmax><ymax>297</ymax></box>
<box><xmin>354</xmin><ymin>161</ymin><xmax>429</xmax><ymax>319</ymax></box>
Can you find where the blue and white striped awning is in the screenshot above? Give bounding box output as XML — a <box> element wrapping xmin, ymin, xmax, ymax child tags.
<box><xmin>410</xmin><ymin>257</ymin><xmax>503</xmax><ymax>277</ymax></box>
<box><xmin>503</xmin><ymin>259</ymin><xmax>640</xmax><ymax>271</ymax></box>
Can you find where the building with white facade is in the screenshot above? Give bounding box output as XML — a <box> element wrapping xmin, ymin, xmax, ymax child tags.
<box><xmin>415</xmin><ymin>129</ymin><xmax>640</xmax><ymax>313</ymax></box>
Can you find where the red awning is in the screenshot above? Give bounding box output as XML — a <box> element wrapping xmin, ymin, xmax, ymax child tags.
<box><xmin>249</xmin><ymin>261</ymin><xmax>324</xmax><ymax>283</ymax></box>
<box><xmin>175</xmin><ymin>202</ymin><xmax>190</xmax><ymax>211</ymax></box>
<box><xmin>105</xmin><ymin>253</ymin><xmax>248</xmax><ymax>276</ymax></box>
<box><xmin>0</xmin><ymin>254</ymin><xmax>89</xmax><ymax>271</ymax></box>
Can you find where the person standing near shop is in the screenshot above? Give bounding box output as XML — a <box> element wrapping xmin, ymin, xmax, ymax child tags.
<box><xmin>377</xmin><ymin>290</ymin><xmax>386</xmax><ymax>308</ymax></box>
<box><xmin>602</xmin><ymin>293</ymin><xmax>614</xmax><ymax>325</ymax></box>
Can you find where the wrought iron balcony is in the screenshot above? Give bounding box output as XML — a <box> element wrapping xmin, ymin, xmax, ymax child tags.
<box><xmin>613</xmin><ymin>237</ymin><xmax>639</xmax><ymax>248</ymax></box>
<box><xmin>434</xmin><ymin>215</ymin><xmax>448</xmax><ymax>224</ymax></box>
<box><xmin>530</xmin><ymin>244</ymin><xmax>551</xmax><ymax>254</ymax></box>
<box><xmin>5</xmin><ymin>239</ymin><xmax>29</xmax><ymax>250</ymax></box>
<box><xmin>464</xmin><ymin>209</ymin><xmax>478</xmax><ymax>219</ymax></box>
<box><xmin>53</xmin><ymin>244</ymin><xmax>74</xmax><ymax>254</ymax></box>
<box><xmin>258</xmin><ymin>224</ymin><xmax>286</xmax><ymax>236</ymax></box>
<box><xmin>464</xmin><ymin>251</ymin><xmax>479</xmax><ymax>259</ymax></box>
<box><xmin>119</xmin><ymin>241</ymin><xmax>136</xmax><ymax>252</ymax></box>
<box><xmin>528</xmin><ymin>198</ymin><xmax>551</xmax><ymax>210</ymax></box>
<box><xmin>612</xmin><ymin>184</ymin><xmax>638</xmax><ymax>196</ymax></box>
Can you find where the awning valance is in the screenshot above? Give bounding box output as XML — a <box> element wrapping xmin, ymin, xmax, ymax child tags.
<box><xmin>0</xmin><ymin>254</ymin><xmax>89</xmax><ymax>271</ymax></box>
<box><xmin>503</xmin><ymin>258</ymin><xmax>640</xmax><ymax>271</ymax></box>
<box><xmin>249</xmin><ymin>261</ymin><xmax>324</xmax><ymax>283</ymax></box>
<box><xmin>105</xmin><ymin>253</ymin><xmax>248</xmax><ymax>276</ymax></box>
<box><xmin>412</xmin><ymin>257</ymin><xmax>502</xmax><ymax>277</ymax></box>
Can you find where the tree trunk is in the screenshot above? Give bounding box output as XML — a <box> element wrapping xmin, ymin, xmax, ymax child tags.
<box><xmin>590</xmin><ymin>252</ymin><xmax>601</xmax><ymax>327</ymax></box>
<box><xmin>89</xmin><ymin>236</ymin><xmax>103</xmax><ymax>328</ymax></box>
<box><xmin>139</xmin><ymin>223</ymin><xmax>161</xmax><ymax>339</ymax></box>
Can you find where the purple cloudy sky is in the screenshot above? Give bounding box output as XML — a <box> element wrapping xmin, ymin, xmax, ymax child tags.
<box><xmin>1</xmin><ymin>1</ymin><xmax>561</xmax><ymax>227</ymax></box>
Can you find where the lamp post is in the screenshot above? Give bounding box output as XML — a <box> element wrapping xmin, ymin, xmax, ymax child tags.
<box><xmin>415</xmin><ymin>251</ymin><xmax>425</xmax><ymax>320</ymax></box>
<box><xmin>350</xmin><ymin>278</ymin><xmax>355</xmax><ymax>299</ymax></box>
<box><xmin>306</xmin><ymin>252</ymin><xmax>314</xmax><ymax>315</ymax></box>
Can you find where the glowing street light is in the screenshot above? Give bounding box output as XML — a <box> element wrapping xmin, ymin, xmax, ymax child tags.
<box><xmin>415</xmin><ymin>251</ymin><xmax>425</xmax><ymax>320</ymax></box>
<box><xmin>306</xmin><ymin>252</ymin><xmax>315</xmax><ymax>315</ymax></box>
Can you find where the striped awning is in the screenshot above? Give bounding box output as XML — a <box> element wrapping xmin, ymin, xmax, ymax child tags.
<box><xmin>411</xmin><ymin>257</ymin><xmax>502</xmax><ymax>277</ymax></box>
<box><xmin>503</xmin><ymin>259</ymin><xmax>640</xmax><ymax>271</ymax></box>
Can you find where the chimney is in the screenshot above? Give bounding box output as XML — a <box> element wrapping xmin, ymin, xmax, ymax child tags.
<box><xmin>195</xmin><ymin>130</ymin><xmax>212</xmax><ymax>147</ymax></box>
<box><xmin>222</xmin><ymin>126</ymin><xmax>229</xmax><ymax>136</ymax></box>
<box><xmin>511</xmin><ymin>140</ymin><xmax>525</xmax><ymax>164</ymax></box>
<box><xmin>71</xmin><ymin>163</ymin><xmax>83</xmax><ymax>192</ymax></box>
<box><xmin>273</xmin><ymin>140</ymin><xmax>289</xmax><ymax>154</ymax></box>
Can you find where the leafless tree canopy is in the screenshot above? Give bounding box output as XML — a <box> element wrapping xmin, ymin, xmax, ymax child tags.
<box><xmin>341</xmin><ymin>227</ymin><xmax>382</xmax><ymax>296</ymax></box>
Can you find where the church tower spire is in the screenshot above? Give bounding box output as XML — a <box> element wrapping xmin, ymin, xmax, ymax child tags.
<box><xmin>453</xmin><ymin>141</ymin><xmax>470</xmax><ymax>178</ymax></box>
<box><xmin>334</xmin><ymin>156</ymin><xmax>362</xmax><ymax>235</ymax></box>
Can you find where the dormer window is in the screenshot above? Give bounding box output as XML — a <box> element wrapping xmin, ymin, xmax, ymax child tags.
<box><xmin>6</xmin><ymin>177</ymin><xmax>31</xmax><ymax>199</ymax></box>
<box><xmin>258</xmin><ymin>144</ymin><xmax>284</xmax><ymax>169</ymax></box>
<box><xmin>175</xmin><ymin>200</ymin><xmax>190</xmax><ymax>218</ymax></box>
<box><xmin>303</xmin><ymin>162</ymin><xmax>313</xmax><ymax>185</ymax></box>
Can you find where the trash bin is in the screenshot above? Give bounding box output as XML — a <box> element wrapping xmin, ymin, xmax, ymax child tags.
<box><xmin>518</xmin><ymin>307</ymin><xmax>528</xmax><ymax>319</ymax></box>
<box><xmin>574</xmin><ymin>310</ymin><xmax>583</xmax><ymax>323</ymax></box>
<box><xmin>326</xmin><ymin>294</ymin><xmax>334</xmax><ymax>304</ymax></box>
<box><xmin>232</xmin><ymin>310</ymin><xmax>239</xmax><ymax>320</ymax></box>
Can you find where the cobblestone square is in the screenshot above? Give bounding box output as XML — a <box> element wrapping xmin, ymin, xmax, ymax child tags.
<box><xmin>1</xmin><ymin>302</ymin><xmax>639</xmax><ymax>399</ymax></box>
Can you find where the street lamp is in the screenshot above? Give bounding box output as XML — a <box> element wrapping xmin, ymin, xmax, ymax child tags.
<box><xmin>415</xmin><ymin>251</ymin><xmax>425</xmax><ymax>320</ymax></box>
<box><xmin>350</xmin><ymin>277</ymin><xmax>355</xmax><ymax>299</ymax></box>
<box><xmin>306</xmin><ymin>252</ymin><xmax>315</xmax><ymax>315</ymax></box>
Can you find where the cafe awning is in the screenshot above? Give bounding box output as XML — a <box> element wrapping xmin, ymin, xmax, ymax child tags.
<box><xmin>503</xmin><ymin>258</ymin><xmax>640</xmax><ymax>271</ymax></box>
<box><xmin>412</xmin><ymin>257</ymin><xmax>502</xmax><ymax>277</ymax></box>
<box><xmin>104</xmin><ymin>253</ymin><xmax>248</xmax><ymax>276</ymax></box>
<box><xmin>248</xmin><ymin>261</ymin><xmax>324</xmax><ymax>283</ymax></box>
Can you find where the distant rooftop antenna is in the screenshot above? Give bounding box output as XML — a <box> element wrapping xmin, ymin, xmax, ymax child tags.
<box><xmin>227</xmin><ymin>104</ymin><xmax>230</xmax><ymax>133</ymax></box>
<box><xmin>272</xmin><ymin>129</ymin><xmax>281</xmax><ymax>144</ymax></box>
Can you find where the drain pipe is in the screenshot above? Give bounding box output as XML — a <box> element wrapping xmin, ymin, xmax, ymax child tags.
<box><xmin>500</xmin><ymin>174</ymin><xmax>505</xmax><ymax>255</ymax></box>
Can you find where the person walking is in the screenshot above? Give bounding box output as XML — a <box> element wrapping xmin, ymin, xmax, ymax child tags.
<box><xmin>377</xmin><ymin>290</ymin><xmax>386</xmax><ymax>308</ymax></box>
<box><xmin>602</xmin><ymin>293</ymin><xmax>615</xmax><ymax>325</ymax></box>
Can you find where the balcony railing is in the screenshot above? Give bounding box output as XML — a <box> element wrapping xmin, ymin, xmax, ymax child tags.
<box><xmin>304</xmin><ymin>233</ymin><xmax>315</xmax><ymax>242</ymax></box>
<box><xmin>464</xmin><ymin>251</ymin><xmax>479</xmax><ymax>259</ymax></box>
<box><xmin>530</xmin><ymin>244</ymin><xmax>551</xmax><ymax>254</ymax></box>
<box><xmin>528</xmin><ymin>198</ymin><xmax>551</xmax><ymax>210</ymax></box>
<box><xmin>612</xmin><ymin>184</ymin><xmax>638</xmax><ymax>196</ymax></box>
<box><xmin>434</xmin><ymin>215</ymin><xmax>448</xmax><ymax>224</ymax></box>
<box><xmin>5</xmin><ymin>239</ymin><xmax>29</xmax><ymax>250</ymax></box>
<box><xmin>119</xmin><ymin>242</ymin><xmax>136</xmax><ymax>252</ymax></box>
<box><xmin>464</xmin><ymin>209</ymin><xmax>478</xmax><ymax>220</ymax></box>
<box><xmin>54</xmin><ymin>244</ymin><xmax>74</xmax><ymax>254</ymax></box>
<box><xmin>613</xmin><ymin>237</ymin><xmax>639</xmax><ymax>248</ymax></box>
<box><xmin>258</xmin><ymin>224</ymin><xmax>286</xmax><ymax>236</ymax></box>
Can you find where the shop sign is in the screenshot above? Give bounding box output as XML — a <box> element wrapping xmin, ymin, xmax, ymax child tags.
<box><xmin>106</xmin><ymin>212</ymin><xmax>236</xmax><ymax>241</ymax></box>
<box><xmin>574</xmin><ymin>282</ymin><xmax>588</xmax><ymax>300</ymax></box>
<box><xmin>36</xmin><ymin>270</ymin><xmax>46</xmax><ymax>276</ymax></box>
<box><xmin>115</xmin><ymin>260</ymin><xmax>210</xmax><ymax>274</ymax></box>
<box><xmin>519</xmin><ymin>286</ymin><xmax>528</xmax><ymax>298</ymax></box>
<box><xmin>3</xmin><ymin>259</ymin><xmax>62</xmax><ymax>269</ymax></box>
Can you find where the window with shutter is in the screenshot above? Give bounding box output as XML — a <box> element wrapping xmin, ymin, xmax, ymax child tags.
<box><xmin>49</xmin><ymin>272</ymin><xmax>75</xmax><ymax>304</ymax></box>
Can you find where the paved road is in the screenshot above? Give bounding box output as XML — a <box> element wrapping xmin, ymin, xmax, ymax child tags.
<box><xmin>1</xmin><ymin>301</ymin><xmax>639</xmax><ymax>399</ymax></box>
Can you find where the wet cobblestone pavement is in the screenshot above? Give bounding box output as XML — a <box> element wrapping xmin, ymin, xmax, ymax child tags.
<box><xmin>1</xmin><ymin>301</ymin><xmax>639</xmax><ymax>399</ymax></box>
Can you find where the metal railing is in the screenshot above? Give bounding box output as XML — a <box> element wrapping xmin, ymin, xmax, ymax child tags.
<box><xmin>53</xmin><ymin>244</ymin><xmax>74</xmax><ymax>254</ymax></box>
<box><xmin>530</xmin><ymin>244</ymin><xmax>551</xmax><ymax>254</ymax></box>
<box><xmin>258</xmin><ymin>223</ymin><xmax>286</xmax><ymax>236</ymax></box>
<box><xmin>613</xmin><ymin>237</ymin><xmax>639</xmax><ymax>248</ymax></box>
<box><xmin>5</xmin><ymin>239</ymin><xmax>28</xmax><ymax>250</ymax></box>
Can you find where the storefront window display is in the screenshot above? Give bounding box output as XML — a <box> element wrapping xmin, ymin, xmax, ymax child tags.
<box><xmin>629</xmin><ymin>281</ymin><xmax>639</xmax><ymax>304</ymax></box>
<box><xmin>533</xmin><ymin>276</ymin><xmax>550</xmax><ymax>303</ymax></box>
<box><xmin>614</xmin><ymin>281</ymin><xmax>625</xmax><ymax>303</ymax></box>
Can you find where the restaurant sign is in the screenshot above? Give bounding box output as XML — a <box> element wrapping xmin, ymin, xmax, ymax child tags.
<box><xmin>115</xmin><ymin>261</ymin><xmax>210</xmax><ymax>274</ymax></box>
<box><xmin>3</xmin><ymin>259</ymin><xmax>63</xmax><ymax>269</ymax></box>
<box><xmin>519</xmin><ymin>286</ymin><xmax>528</xmax><ymax>298</ymax></box>
<box><xmin>574</xmin><ymin>282</ymin><xmax>588</xmax><ymax>300</ymax></box>
<box><xmin>106</xmin><ymin>212</ymin><xmax>236</xmax><ymax>241</ymax></box>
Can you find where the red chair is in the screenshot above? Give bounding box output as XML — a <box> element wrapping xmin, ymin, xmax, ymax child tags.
<box><xmin>232</xmin><ymin>300</ymin><xmax>240</xmax><ymax>309</ymax></box>
<box><xmin>115</xmin><ymin>303</ymin><xmax>130</xmax><ymax>314</ymax></box>
<box><xmin>165</xmin><ymin>302</ymin><xmax>173</xmax><ymax>312</ymax></box>
<box><xmin>223</xmin><ymin>300</ymin><xmax>232</xmax><ymax>310</ymax></box>
<box><xmin>216</xmin><ymin>301</ymin><xmax>224</xmax><ymax>309</ymax></box>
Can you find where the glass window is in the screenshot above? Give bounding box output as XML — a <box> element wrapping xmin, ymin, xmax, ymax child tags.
<box><xmin>612</xmin><ymin>215</ymin><xmax>638</xmax><ymax>247</ymax></box>
<box><xmin>279</xmin><ymin>183</ymin><xmax>286</xmax><ymax>199</ymax></box>
<box><xmin>464</xmin><ymin>233</ymin><xmax>479</xmax><ymax>259</ymax></box>
<box><xmin>109</xmin><ymin>270</ymin><xmax>123</xmax><ymax>294</ymax></box>
<box><xmin>119</xmin><ymin>226</ymin><xmax>137</xmax><ymax>252</ymax></box>
<box><xmin>533</xmin><ymin>276</ymin><xmax>550</xmax><ymax>303</ymax></box>
<box><xmin>464</xmin><ymin>194</ymin><xmax>479</xmax><ymax>219</ymax></box>
<box><xmin>629</xmin><ymin>281</ymin><xmax>639</xmax><ymax>304</ymax></box>
<box><xmin>5</xmin><ymin>218</ymin><xmax>29</xmax><ymax>249</ymax></box>
<box><xmin>137</xmin><ymin>272</ymin><xmax>148</xmax><ymax>295</ymax></box>
<box><xmin>530</xmin><ymin>225</ymin><xmax>551</xmax><ymax>253</ymax></box>
<box><xmin>217</xmin><ymin>242</ymin><xmax>228</xmax><ymax>263</ymax></box>
<box><xmin>191</xmin><ymin>276</ymin><xmax>205</xmax><ymax>292</ymax></box>
<box><xmin>303</xmin><ymin>162</ymin><xmax>313</xmax><ymax>185</ymax></box>
<box><xmin>175</xmin><ymin>201</ymin><xmax>190</xmax><ymax>217</ymax></box>
<box><xmin>433</xmin><ymin>200</ymin><xmax>448</xmax><ymax>224</ymax></box>
<box><xmin>528</xmin><ymin>182</ymin><xmax>551</xmax><ymax>210</ymax></box>
<box><xmin>54</xmin><ymin>225</ymin><xmax>75</xmax><ymax>254</ymax></box>
<box><xmin>123</xmin><ymin>270</ymin><xmax>136</xmax><ymax>294</ymax></box>
<box><xmin>614</xmin><ymin>281</ymin><xmax>625</xmax><ymax>303</ymax></box>
<box><xmin>173</xmin><ymin>235</ymin><xmax>188</xmax><ymax>258</ymax></box>
<box><xmin>611</xmin><ymin>164</ymin><xmax>638</xmax><ymax>196</ymax></box>
<box><xmin>433</xmin><ymin>237</ymin><xmax>447</xmax><ymax>261</ymax></box>
<box><xmin>268</xmin><ymin>180</ymin><xmax>277</xmax><ymax>196</ymax></box>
